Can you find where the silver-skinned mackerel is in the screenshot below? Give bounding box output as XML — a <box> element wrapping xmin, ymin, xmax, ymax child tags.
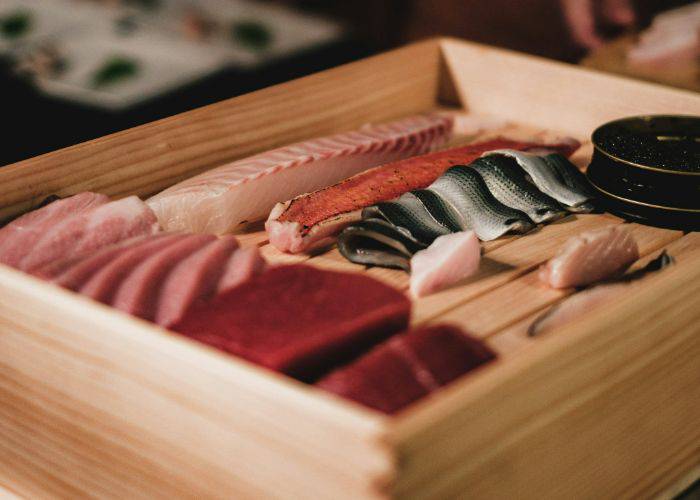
<box><xmin>429</xmin><ymin>166</ymin><xmax>534</xmax><ymax>241</ymax></box>
<box><xmin>483</xmin><ymin>150</ymin><xmax>595</xmax><ymax>212</ymax></box>
<box><xmin>471</xmin><ymin>156</ymin><xmax>566</xmax><ymax>223</ymax></box>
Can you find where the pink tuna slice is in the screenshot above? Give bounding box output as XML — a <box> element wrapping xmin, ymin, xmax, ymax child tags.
<box><xmin>111</xmin><ymin>234</ymin><xmax>215</xmax><ymax>321</ymax></box>
<box><xmin>216</xmin><ymin>246</ymin><xmax>268</xmax><ymax>294</ymax></box>
<box><xmin>80</xmin><ymin>234</ymin><xmax>185</xmax><ymax>303</ymax></box>
<box><xmin>409</xmin><ymin>231</ymin><xmax>481</xmax><ymax>297</ymax></box>
<box><xmin>154</xmin><ymin>235</ymin><xmax>240</xmax><ymax>328</ymax></box>
<box><xmin>18</xmin><ymin>196</ymin><xmax>160</xmax><ymax>272</ymax></box>
<box><xmin>539</xmin><ymin>225</ymin><xmax>640</xmax><ymax>289</ymax></box>
<box><xmin>0</xmin><ymin>192</ymin><xmax>110</xmax><ymax>269</ymax></box>
<box><xmin>147</xmin><ymin>114</ymin><xmax>453</xmax><ymax>234</ymax></box>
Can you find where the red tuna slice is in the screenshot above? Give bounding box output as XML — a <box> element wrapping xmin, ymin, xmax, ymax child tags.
<box><xmin>112</xmin><ymin>234</ymin><xmax>215</xmax><ymax>321</ymax></box>
<box><xmin>316</xmin><ymin>325</ymin><xmax>496</xmax><ymax>414</ymax></box>
<box><xmin>216</xmin><ymin>246</ymin><xmax>267</xmax><ymax>295</ymax></box>
<box><xmin>267</xmin><ymin>137</ymin><xmax>581</xmax><ymax>253</ymax></box>
<box><xmin>34</xmin><ymin>234</ymin><xmax>170</xmax><ymax>289</ymax></box>
<box><xmin>0</xmin><ymin>192</ymin><xmax>110</xmax><ymax>268</ymax></box>
<box><xmin>80</xmin><ymin>234</ymin><xmax>186</xmax><ymax>303</ymax></box>
<box><xmin>172</xmin><ymin>264</ymin><xmax>410</xmax><ymax>380</ymax></box>
<box><xmin>154</xmin><ymin>236</ymin><xmax>240</xmax><ymax>328</ymax></box>
<box><xmin>18</xmin><ymin>196</ymin><xmax>160</xmax><ymax>272</ymax></box>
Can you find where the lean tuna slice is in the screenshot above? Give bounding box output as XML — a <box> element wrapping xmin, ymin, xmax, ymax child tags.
<box><xmin>147</xmin><ymin>114</ymin><xmax>454</xmax><ymax>234</ymax></box>
<box><xmin>539</xmin><ymin>225</ymin><xmax>639</xmax><ymax>289</ymax></box>
<box><xmin>172</xmin><ymin>264</ymin><xmax>411</xmax><ymax>381</ymax></box>
<box><xmin>17</xmin><ymin>196</ymin><xmax>160</xmax><ymax>272</ymax></box>
<box><xmin>0</xmin><ymin>192</ymin><xmax>110</xmax><ymax>269</ymax></box>
<box><xmin>154</xmin><ymin>235</ymin><xmax>240</xmax><ymax>327</ymax></box>
<box><xmin>316</xmin><ymin>324</ymin><xmax>496</xmax><ymax>414</ymax></box>
<box><xmin>267</xmin><ymin>138</ymin><xmax>580</xmax><ymax>253</ymax></box>
<box><xmin>111</xmin><ymin>234</ymin><xmax>215</xmax><ymax>321</ymax></box>
<box><xmin>409</xmin><ymin>231</ymin><xmax>481</xmax><ymax>297</ymax></box>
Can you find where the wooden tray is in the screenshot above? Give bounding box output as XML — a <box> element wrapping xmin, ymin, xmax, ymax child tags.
<box><xmin>0</xmin><ymin>38</ymin><xmax>699</xmax><ymax>499</ymax></box>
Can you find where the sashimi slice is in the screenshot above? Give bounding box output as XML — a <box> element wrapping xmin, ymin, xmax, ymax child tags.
<box><xmin>267</xmin><ymin>137</ymin><xmax>580</xmax><ymax>253</ymax></box>
<box><xmin>154</xmin><ymin>236</ymin><xmax>239</xmax><ymax>327</ymax></box>
<box><xmin>539</xmin><ymin>225</ymin><xmax>639</xmax><ymax>289</ymax></box>
<box><xmin>80</xmin><ymin>234</ymin><xmax>186</xmax><ymax>303</ymax></box>
<box><xmin>216</xmin><ymin>246</ymin><xmax>267</xmax><ymax>294</ymax></box>
<box><xmin>171</xmin><ymin>264</ymin><xmax>410</xmax><ymax>380</ymax></box>
<box><xmin>18</xmin><ymin>196</ymin><xmax>160</xmax><ymax>272</ymax></box>
<box><xmin>111</xmin><ymin>234</ymin><xmax>215</xmax><ymax>321</ymax></box>
<box><xmin>147</xmin><ymin>114</ymin><xmax>453</xmax><ymax>234</ymax></box>
<box><xmin>315</xmin><ymin>325</ymin><xmax>496</xmax><ymax>414</ymax></box>
<box><xmin>0</xmin><ymin>192</ymin><xmax>110</xmax><ymax>268</ymax></box>
<box><xmin>409</xmin><ymin>231</ymin><xmax>481</xmax><ymax>297</ymax></box>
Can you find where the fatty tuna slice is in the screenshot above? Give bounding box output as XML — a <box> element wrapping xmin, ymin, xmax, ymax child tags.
<box><xmin>539</xmin><ymin>225</ymin><xmax>639</xmax><ymax>289</ymax></box>
<box><xmin>316</xmin><ymin>325</ymin><xmax>496</xmax><ymax>414</ymax></box>
<box><xmin>0</xmin><ymin>192</ymin><xmax>110</xmax><ymax>268</ymax></box>
<box><xmin>18</xmin><ymin>196</ymin><xmax>160</xmax><ymax>272</ymax></box>
<box><xmin>154</xmin><ymin>236</ymin><xmax>240</xmax><ymax>328</ymax></box>
<box><xmin>111</xmin><ymin>234</ymin><xmax>215</xmax><ymax>321</ymax></box>
<box><xmin>80</xmin><ymin>233</ymin><xmax>186</xmax><ymax>303</ymax></box>
<box><xmin>172</xmin><ymin>264</ymin><xmax>410</xmax><ymax>380</ymax></box>
<box><xmin>216</xmin><ymin>246</ymin><xmax>268</xmax><ymax>295</ymax></box>
<box><xmin>147</xmin><ymin>114</ymin><xmax>453</xmax><ymax>234</ymax></box>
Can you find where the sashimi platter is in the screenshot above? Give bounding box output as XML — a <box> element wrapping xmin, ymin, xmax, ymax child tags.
<box><xmin>0</xmin><ymin>39</ymin><xmax>699</xmax><ymax>498</ymax></box>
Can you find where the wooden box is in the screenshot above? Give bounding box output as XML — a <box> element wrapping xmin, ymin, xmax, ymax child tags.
<box><xmin>0</xmin><ymin>38</ymin><xmax>699</xmax><ymax>499</ymax></box>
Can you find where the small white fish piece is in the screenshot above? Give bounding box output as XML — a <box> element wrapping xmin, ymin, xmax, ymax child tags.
<box><xmin>409</xmin><ymin>230</ymin><xmax>481</xmax><ymax>297</ymax></box>
<box><xmin>539</xmin><ymin>225</ymin><xmax>639</xmax><ymax>289</ymax></box>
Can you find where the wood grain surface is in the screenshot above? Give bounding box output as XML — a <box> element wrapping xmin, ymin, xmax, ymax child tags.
<box><xmin>0</xmin><ymin>38</ymin><xmax>698</xmax><ymax>499</ymax></box>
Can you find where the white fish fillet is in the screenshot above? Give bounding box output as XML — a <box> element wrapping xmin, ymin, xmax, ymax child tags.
<box><xmin>147</xmin><ymin>114</ymin><xmax>453</xmax><ymax>234</ymax></box>
<box><xmin>409</xmin><ymin>231</ymin><xmax>481</xmax><ymax>297</ymax></box>
<box><xmin>539</xmin><ymin>225</ymin><xmax>639</xmax><ymax>289</ymax></box>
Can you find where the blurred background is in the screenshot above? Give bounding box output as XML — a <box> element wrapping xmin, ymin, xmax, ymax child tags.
<box><xmin>1</xmin><ymin>0</ymin><xmax>698</xmax><ymax>166</ymax></box>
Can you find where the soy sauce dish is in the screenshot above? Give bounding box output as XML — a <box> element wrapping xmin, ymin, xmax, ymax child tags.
<box><xmin>587</xmin><ymin>115</ymin><xmax>700</xmax><ymax>229</ymax></box>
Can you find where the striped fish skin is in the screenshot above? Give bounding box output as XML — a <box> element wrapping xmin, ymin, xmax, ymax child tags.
<box><xmin>471</xmin><ymin>156</ymin><xmax>566</xmax><ymax>224</ymax></box>
<box><xmin>148</xmin><ymin>114</ymin><xmax>453</xmax><ymax>234</ymax></box>
<box><xmin>543</xmin><ymin>154</ymin><xmax>596</xmax><ymax>205</ymax></box>
<box><xmin>428</xmin><ymin>166</ymin><xmax>534</xmax><ymax>241</ymax></box>
<box><xmin>337</xmin><ymin>218</ymin><xmax>426</xmax><ymax>270</ymax></box>
<box><xmin>362</xmin><ymin>192</ymin><xmax>451</xmax><ymax>245</ymax></box>
<box><xmin>483</xmin><ymin>150</ymin><xmax>595</xmax><ymax>212</ymax></box>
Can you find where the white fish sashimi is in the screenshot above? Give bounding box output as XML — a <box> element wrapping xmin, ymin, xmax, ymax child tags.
<box><xmin>539</xmin><ymin>225</ymin><xmax>639</xmax><ymax>289</ymax></box>
<box><xmin>409</xmin><ymin>231</ymin><xmax>481</xmax><ymax>297</ymax></box>
<box><xmin>147</xmin><ymin>114</ymin><xmax>453</xmax><ymax>234</ymax></box>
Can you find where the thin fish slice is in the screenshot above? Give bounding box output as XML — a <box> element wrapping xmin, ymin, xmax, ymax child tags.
<box><xmin>362</xmin><ymin>192</ymin><xmax>451</xmax><ymax>245</ymax></box>
<box><xmin>428</xmin><ymin>166</ymin><xmax>534</xmax><ymax>241</ymax></box>
<box><xmin>471</xmin><ymin>156</ymin><xmax>566</xmax><ymax>223</ymax></box>
<box><xmin>409</xmin><ymin>231</ymin><xmax>481</xmax><ymax>297</ymax></box>
<box><xmin>484</xmin><ymin>150</ymin><xmax>594</xmax><ymax>212</ymax></box>
<box><xmin>543</xmin><ymin>153</ymin><xmax>596</xmax><ymax>199</ymax></box>
<box><xmin>337</xmin><ymin>218</ymin><xmax>427</xmax><ymax>271</ymax></box>
<box><xmin>539</xmin><ymin>225</ymin><xmax>639</xmax><ymax>289</ymax></box>
<box><xmin>411</xmin><ymin>189</ymin><xmax>463</xmax><ymax>232</ymax></box>
<box><xmin>529</xmin><ymin>250</ymin><xmax>673</xmax><ymax>336</ymax></box>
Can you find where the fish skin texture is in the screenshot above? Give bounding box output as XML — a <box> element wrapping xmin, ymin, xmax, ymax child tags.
<box><xmin>471</xmin><ymin>156</ymin><xmax>566</xmax><ymax>224</ymax></box>
<box><xmin>316</xmin><ymin>324</ymin><xmax>496</xmax><ymax>414</ymax></box>
<box><xmin>428</xmin><ymin>166</ymin><xmax>534</xmax><ymax>241</ymax></box>
<box><xmin>409</xmin><ymin>231</ymin><xmax>481</xmax><ymax>297</ymax></box>
<box><xmin>268</xmin><ymin>137</ymin><xmax>580</xmax><ymax>253</ymax></box>
<box><xmin>483</xmin><ymin>150</ymin><xmax>594</xmax><ymax>211</ymax></box>
<box><xmin>539</xmin><ymin>225</ymin><xmax>640</xmax><ymax>289</ymax></box>
<box><xmin>148</xmin><ymin>114</ymin><xmax>453</xmax><ymax>235</ymax></box>
<box><xmin>172</xmin><ymin>264</ymin><xmax>411</xmax><ymax>381</ymax></box>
